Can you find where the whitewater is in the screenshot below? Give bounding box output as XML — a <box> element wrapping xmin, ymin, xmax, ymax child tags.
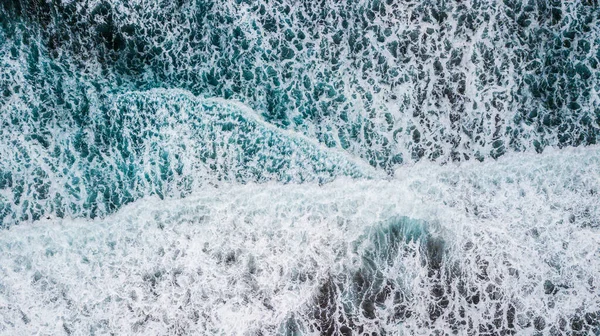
<box><xmin>1</xmin><ymin>0</ymin><xmax>600</xmax><ymax>335</ymax></box>
<box><xmin>0</xmin><ymin>144</ymin><xmax>599</xmax><ymax>334</ymax></box>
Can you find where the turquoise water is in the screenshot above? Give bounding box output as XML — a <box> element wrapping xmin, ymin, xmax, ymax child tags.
<box><xmin>1</xmin><ymin>1</ymin><xmax>599</xmax><ymax>335</ymax></box>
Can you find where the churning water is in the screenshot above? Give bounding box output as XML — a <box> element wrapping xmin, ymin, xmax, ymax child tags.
<box><xmin>0</xmin><ymin>1</ymin><xmax>599</xmax><ymax>335</ymax></box>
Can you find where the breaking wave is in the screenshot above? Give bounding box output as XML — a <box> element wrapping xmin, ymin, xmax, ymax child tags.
<box><xmin>1</xmin><ymin>1</ymin><xmax>599</xmax><ymax>335</ymax></box>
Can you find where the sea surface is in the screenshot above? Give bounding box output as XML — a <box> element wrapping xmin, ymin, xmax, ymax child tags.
<box><xmin>0</xmin><ymin>1</ymin><xmax>599</xmax><ymax>335</ymax></box>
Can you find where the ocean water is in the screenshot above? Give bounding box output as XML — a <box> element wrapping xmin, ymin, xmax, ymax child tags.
<box><xmin>0</xmin><ymin>0</ymin><xmax>599</xmax><ymax>335</ymax></box>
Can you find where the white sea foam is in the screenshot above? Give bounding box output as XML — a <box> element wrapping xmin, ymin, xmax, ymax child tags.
<box><xmin>0</xmin><ymin>146</ymin><xmax>598</xmax><ymax>335</ymax></box>
<box><xmin>2</xmin><ymin>1</ymin><xmax>599</xmax><ymax>334</ymax></box>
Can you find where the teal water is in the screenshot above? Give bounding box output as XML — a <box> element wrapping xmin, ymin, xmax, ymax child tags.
<box><xmin>0</xmin><ymin>89</ymin><xmax>376</xmax><ymax>225</ymax></box>
<box><xmin>1</xmin><ymin>0</ymin><xmax>599</xmax><ymax>225</ymax></box>
<box><xmin>1</xmin><ymin>1</ymin><xmax>599</xmax><ymax>335</ymax></box>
